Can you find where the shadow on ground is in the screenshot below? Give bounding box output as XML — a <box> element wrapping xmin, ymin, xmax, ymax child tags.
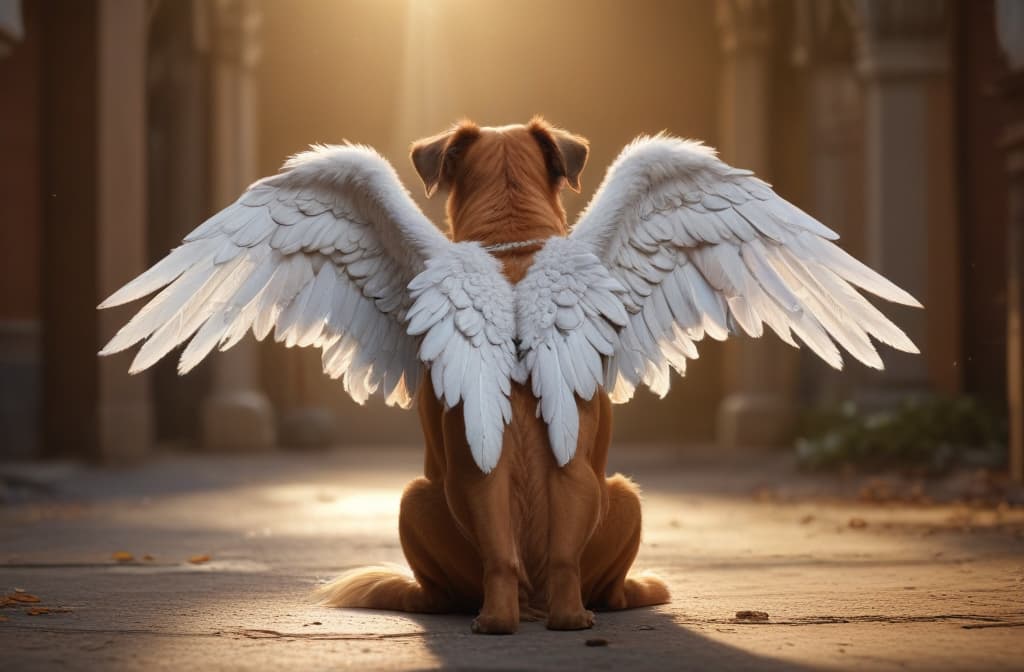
<box><xmin>395</xmin><ymin>608</ymin><xmax>817</xmax><ymax>672</ymax></box>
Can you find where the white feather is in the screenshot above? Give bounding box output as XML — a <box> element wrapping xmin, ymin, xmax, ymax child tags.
<box><xmin>516</xmin><ymin>237</ymin><xmax>628</xmax><ymax>464</ymax></box>
<box><xmin>100</xmin><ymin>143</ymin><xmax>449</xmax><ymax>412</ymax></box>
<box><xmin>570</xmin><ymin>134</ymin><xmax>921</xmax><ymax>402</ymax></box>
<box><xmin>405</xmin><ymin>242</ymin><xmax>516</xmax><ymax>472</ymax></box>
<box><xmin>98</xmin><ymin>237</ymin><xmax>222</xmax><ymax>309</ymax></box>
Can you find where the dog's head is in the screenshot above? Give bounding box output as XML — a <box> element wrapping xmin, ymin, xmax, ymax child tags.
<box><xmin>410</xmin><ymin>118</ymin><xmax>589</xmax><ymax>243</ymax></box>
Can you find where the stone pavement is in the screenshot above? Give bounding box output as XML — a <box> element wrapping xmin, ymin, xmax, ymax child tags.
<box><xmin>1</xmin><ymin>447</ymin><xmax>1022</xmax><ymax>671</ymax></box>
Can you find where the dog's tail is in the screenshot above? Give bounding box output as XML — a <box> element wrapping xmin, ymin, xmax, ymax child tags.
<box><xmin>315</xmin><ymin>564</ymin><xmax>440</xmax><ymax>613</ymax></box>
<box><xmin>623</xmin><ymin>570</ymin><xmax>671</xmax><ymax>608</ymax></box>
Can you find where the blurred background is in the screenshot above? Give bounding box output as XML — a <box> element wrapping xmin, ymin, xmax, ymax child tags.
<box><xmin>0</xmin><ymin>0</ymin><xmax>1019</xmax><ymax>482</ymax></box>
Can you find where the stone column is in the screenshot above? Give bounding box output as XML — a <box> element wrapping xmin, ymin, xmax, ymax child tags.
<box><xmin>715</xmin><ymin>0</ymin><xmax>800</xmax><ymax>448</ymax></box>
<box><xmin>850</xmin><ymin>0</ymin><xmax>950</xmax><ymax>401</ymax></box>
<box><xmin>791</xmin><ymin>0</ymin><xmax>865</xmax><ymax>404</ymax></box>
<box><xmin>1005</xmin><ymin>117</ymin><xmax>1024</xmax><ymax>484</ymax></box>
<box><xmin>199</xmin><ymin>0</ymin><xmax>275</xmax><ymax>451</ymax></box>
<box><xmin>0</xmin><ymin>0</ymin><xmax>23</xmax><ymax>57</ymax></box>
<box><xmin>996</xmin><ymin>0</ymin><xmax>1024</xmax><ymax>483</ymax></box>
<box><xmin>95</xmin><ymin>0</ymin><xmax>153</xmax><ymax>461</ymax></box>
<box><xmin>0</xmin><ymin>0</ymin><xmax>38</xmax><ymax>459</ymax></box>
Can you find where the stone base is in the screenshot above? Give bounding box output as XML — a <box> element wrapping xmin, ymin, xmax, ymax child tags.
<box><xmin>200</xmin><ymin>390</ymin><xmax>276</xmax><ymax>452</ymax></box>
<box><xmin>717</xmin><ymin>393</ymin><xmax>797</xmax><ymax>450</ymax></box>
<box><xmin>278</xmin><ymin>407</ymin><xmax>336</xmax><ymax>450</ymax></box>
<box><xmin>98</xmin><ymin>399</ymin><xmax>153</xmax><ymax>464</ymax></box>
<box><xmin>0</xmin><ymin>320</ymin><xmax>40</xmax><ymax>460</ymax></box>
<box><xmin>853</xmin><ymin>385</ymin><xmax>934</xmax><ymax>414</ymax></box>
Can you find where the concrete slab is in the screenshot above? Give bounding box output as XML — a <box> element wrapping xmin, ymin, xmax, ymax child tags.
<box><xmin>2</xmin><ymin>447</ymin><xmax>1022</xmax><ymax>671</ymax></box>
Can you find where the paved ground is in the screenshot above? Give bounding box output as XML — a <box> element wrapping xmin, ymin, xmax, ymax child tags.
<box><xmin>1</xmin><ymin>446</ymin><xmax>1023</xmax><ymax>671</ymax></box>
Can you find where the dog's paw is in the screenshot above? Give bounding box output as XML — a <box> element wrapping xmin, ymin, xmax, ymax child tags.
<box><xmin>471</xmin><ymin>612</ymin><xmax>518</xmax><ymax>635</ymax></box>
<box><xmin>546</xmin><ymin>609</ymin><xmax>595</xmax><ymax>631</ymax></box>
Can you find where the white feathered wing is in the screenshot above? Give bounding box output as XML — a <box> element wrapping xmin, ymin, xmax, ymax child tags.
<box><xmin>514</xmin><ymin>237</ymin><xmax>629</xmax><ymax>466</ymax></box>
<box><xmin>523</xmin><ymin>135</ymin><xmax>921</xmax><ymax>463</ymax></box>
<box><xmin>99</xmin><ymin>144</ymin><xmax>516</xmax><ymax>472</ymax></box>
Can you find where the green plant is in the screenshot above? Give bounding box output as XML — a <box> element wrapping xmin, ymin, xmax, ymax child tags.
<box><xmin>795</xmin><ymin>397</ymin><xmax>1007</xmax><ymax>474</ymax></box>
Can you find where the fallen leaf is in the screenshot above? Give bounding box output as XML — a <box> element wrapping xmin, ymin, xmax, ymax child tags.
<box><xmin>848</xmin><ymin>518</ymin><xmax>868</xmax><ymax>529</ymax></box>
<box><xmin>585</xmin><ymin>638</ymin><xmax>608</xmax><ymax>647</ymax></box>
<box><xmin>188</xmin><ymin>554</ymin><xmax>211</xmax><ymax>565</ymax></box>
<box><xmin>26</xmin><ymin>607</ymin><xmax>50</xmax><ymax>616</ymax></box>
<box><xmin>142</xmin><ymin>554</ymin><xmax>154</xmax><ymax>562</ymax></box>
<box><xmin>735</xmin><ymin>610</ymin><xmax>770</xmax><ymax>622</ymax></box>
<box><xmin>7</xmin><ymin>593</ymin><xmax>40</xmax><ymax>604</ymax></box>
<box><xmin>112</xmin><ymin>551</ymin><xmax>134</xmax><ymax>562</ymax></box>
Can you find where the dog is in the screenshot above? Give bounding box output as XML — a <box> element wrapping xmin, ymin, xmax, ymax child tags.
<box><xmin>316</xmin><ymin>119</ymin><xmax>670</xmax><ymax>634</ymax></box>
<box><xmin>101</xmin><ymin>113</ymin><xmax>917</xmax><ymax>636</ymax></box>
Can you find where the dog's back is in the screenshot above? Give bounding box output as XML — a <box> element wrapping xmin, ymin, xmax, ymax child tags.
<box><xmin>448</xmin><ymin>125</ymin><xmax>591</xmax><ymax>613</ymax></box>
<box><xmin>319</xmin><ymin>120</ymin><xmax>667</xmax><ymax>631</ymax></box>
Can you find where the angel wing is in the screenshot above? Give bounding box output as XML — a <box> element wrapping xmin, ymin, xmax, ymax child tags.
<box><xmin>514</xmin><ymin>237</ymin><xmax>629</xmax><ymax>465</ymax></box>
<box><xmin>99</xmin><ymin>144</ymin><xmax>515</xmax><ymax>472</ymax></box>
<box><xmin>525</xmin><ymin>134</ymin><xmax>921</xmax><ymax>462</ymax></box>
<box><xmin>406</xmin><ymin>244</ymin><xmax>517</xmax><ymax>472</ymax></box>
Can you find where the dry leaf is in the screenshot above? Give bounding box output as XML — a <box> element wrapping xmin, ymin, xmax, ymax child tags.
<box><xmin>7</xmin><ymin>593</ymin><xmax>40</xmax><ymax>604</ymax></box>
<box><xmin>112</xmin><ymin>551</ymin><xmax>134</xmax><ymax>562</ymax></box>
<box><xmin>188</xmin><ymin>554</ymin><xmax>211</xmax><ymax>565</ymax></box>
<box><xmin>142</xmin><ymin>554</ymin><xmax>154</xmax><ymax>562</ymax></box>
<box><xmin>735</xmin><ymin>610</ymin><xmax>770</xmax><ymax>622</ymax></box>
<box><xmin>26</xmin><ymin>607</ymin><xmax>50</xmax><ymax>616</ymax></box>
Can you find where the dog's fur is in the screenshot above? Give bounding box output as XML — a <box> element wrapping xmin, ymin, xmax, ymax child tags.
<box><xmin>318</xmin><ymin>118</ymin><xmax>669</xmax><ymax>633</ymax></box>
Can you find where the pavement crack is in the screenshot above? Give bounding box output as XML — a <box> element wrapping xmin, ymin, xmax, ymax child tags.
<box><xmin>229</xmin><ymin>628</ymin><xmax>428</xmax><ymax>641</ymax></box>
<box><xmin>0</xmin><ymin>624</ymin><xmax>431</xmax><ymax>642</ymax></box>
<box><xmin>683</xmin><ymin>613</ymin><xmax>1024</xmax><ymax>627</ymax></box>
<box><xmin>0</xmin><ymin>625</ymin><xmax>218</xmax><ymax>638</ymax></box>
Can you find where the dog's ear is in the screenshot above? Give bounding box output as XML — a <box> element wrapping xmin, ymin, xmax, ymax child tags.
<box><xmin>410</xmin><ymin>122</ymin><xmax>480</xmax><ymax>198</ymax></box>
<box><xmin>528</xmin><ymin>118</ymin><xmax>590</xmax><ymax>193</ymax></box>
<box><xmin>551</xmin><ymin>130</ymin><xmax>590</xmax><ymax>193</ymax></box>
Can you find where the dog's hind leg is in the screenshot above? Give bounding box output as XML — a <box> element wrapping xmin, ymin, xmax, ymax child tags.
<box><xmin>317</xmin><ymin>477</ymin><xmax>482</xmax><ymax>614</ymax></box>
<box><xmin>399</xmin><ymin>476</ymin><xmax>483</xmax><ymax>611</ymax></box>
<box><xmin>545</xmin><ymin>452</ymin><xmax>603</xmax><ymax>630</ymax></box>
<box><xmin>580</xmin><ymin>474</ymin><xmax>670</xmax><ymax>610</ymax></box>
<box><xmin>442</xmin><ymin>453</ymin><xmax>521</xmax><ymax>635</ymax></box>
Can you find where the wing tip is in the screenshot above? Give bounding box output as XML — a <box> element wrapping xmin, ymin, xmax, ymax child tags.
<box><xmin>98</xmin><ymin>340</ymin><xmax>127</xmax><ymax>357</ymax></box>
<box><xmin>97</xmin><ymin>290</ymin><xmax>134</xmax><ymax>310</ymax></box>
<box><xmin>881</xmin><ymin>284</ymin><xmax>923</xmax><ymax>309</ymax></box>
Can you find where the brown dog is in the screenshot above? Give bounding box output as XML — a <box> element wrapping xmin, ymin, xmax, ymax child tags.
<box><xmin>318</xmin><ymin>119</ymin><xmax>669</xmax><ymax>633</ymax></box>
